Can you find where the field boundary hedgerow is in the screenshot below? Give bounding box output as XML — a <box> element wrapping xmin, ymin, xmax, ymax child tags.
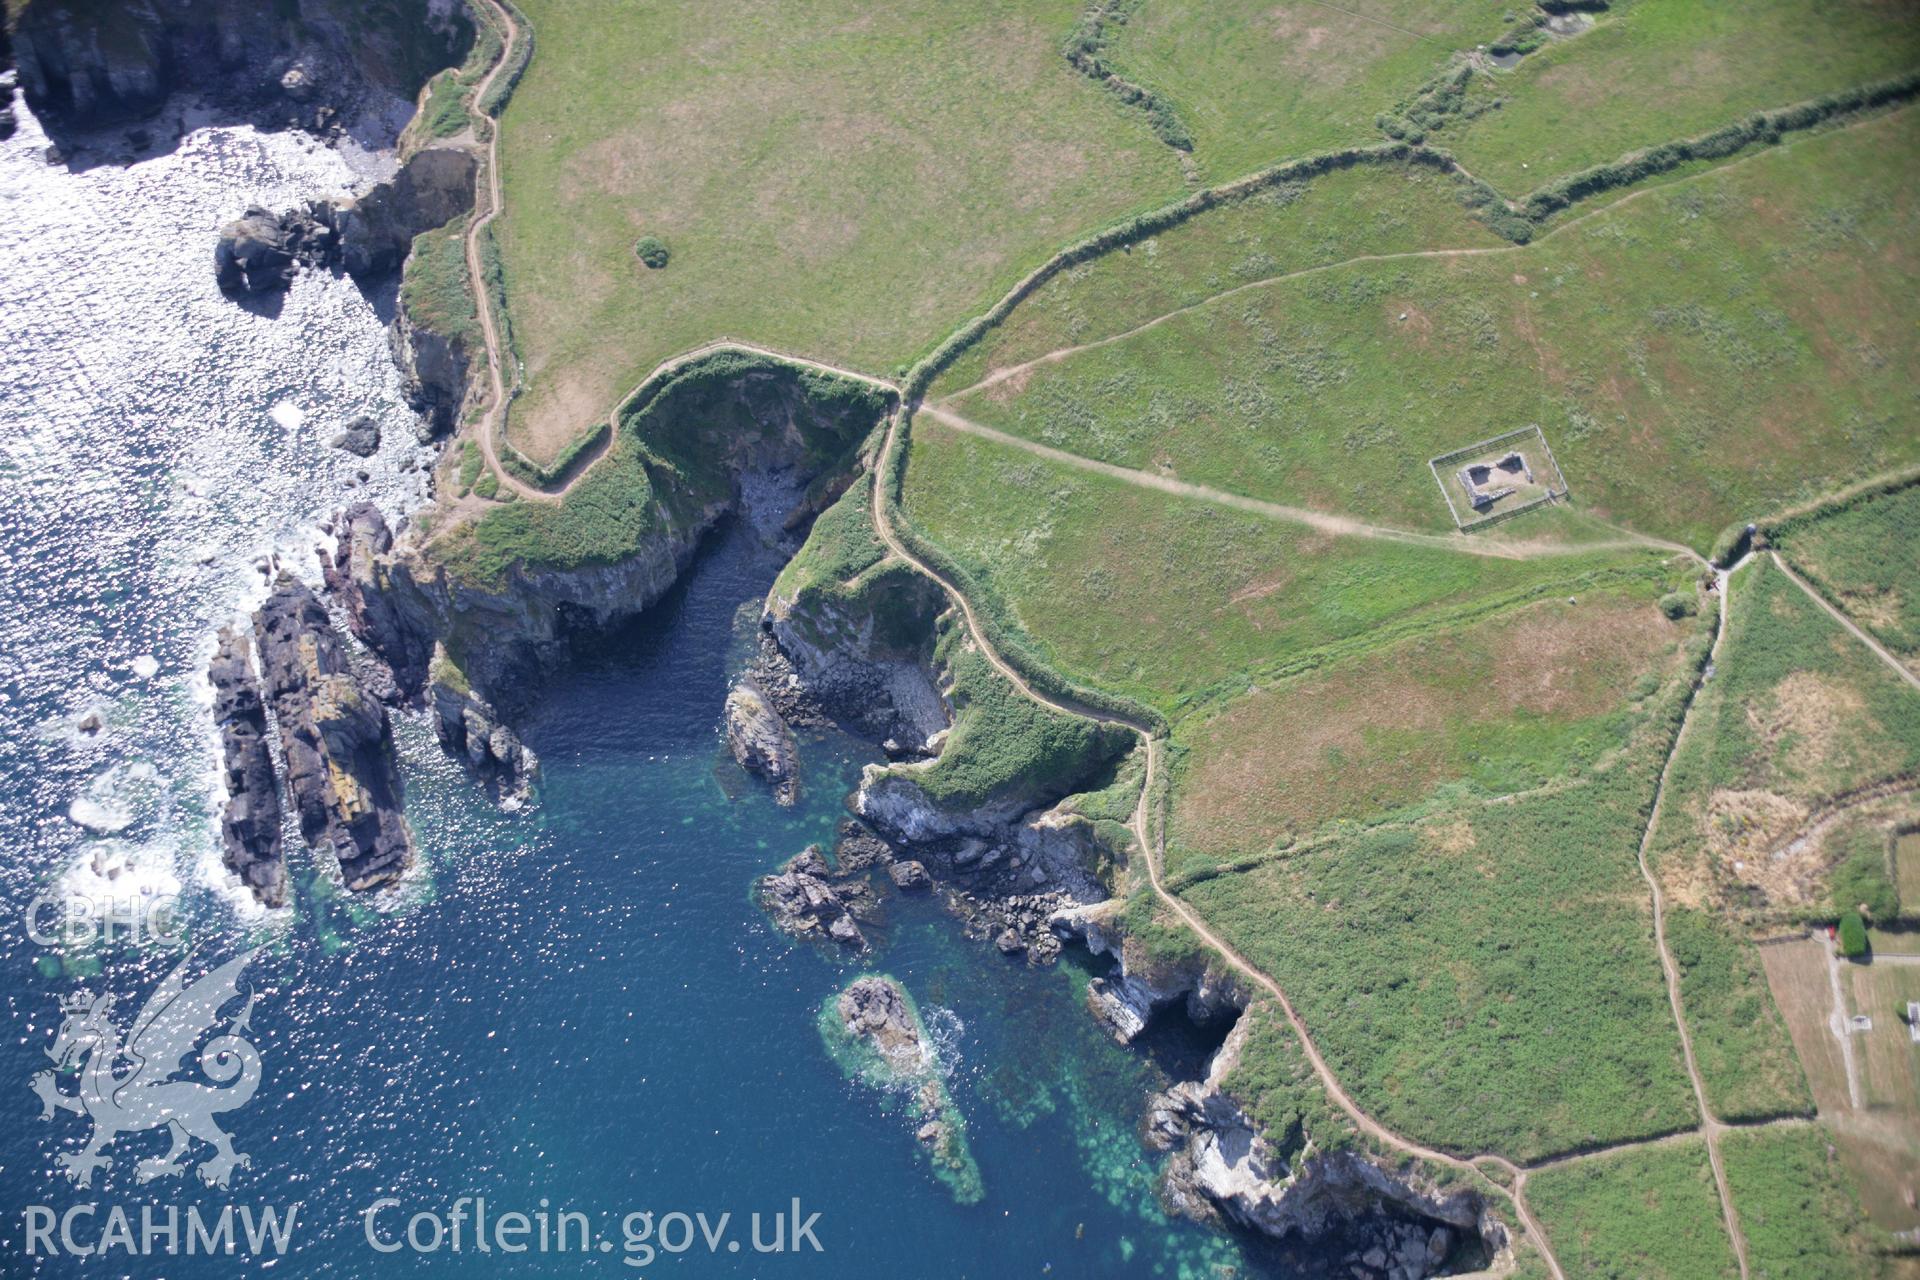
<box><xmin>1062</xmin><ymin>0</ymin><xmax>1193</xmax><ymax>152</ymax></box>
<box><xmin>1518</xmin><ymin>68</ymin><xmax>1920</xmax><ymax>221</ymax></box>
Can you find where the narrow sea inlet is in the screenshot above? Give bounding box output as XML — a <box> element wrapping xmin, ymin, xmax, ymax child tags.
<box><xmin>0</xmin><ymin>104</ymin><xmax>1257</xmax><ymax>1277</ymax></box>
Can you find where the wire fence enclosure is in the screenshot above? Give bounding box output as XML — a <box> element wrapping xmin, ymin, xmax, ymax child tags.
<box><xmin>1429</xmin><ymin>425</ymin><xmax>1568</xmax><ymax>531</ymax></box>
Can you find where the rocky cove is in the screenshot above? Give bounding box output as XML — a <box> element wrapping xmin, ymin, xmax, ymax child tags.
<box><xmin>1</xmin><ymin>4</ymin><xmax>1508</xmax><ymax>1274</ymax></box>
<box><xmin>294</xmin><ymin>387</ymin><xmax>1510</xmax><ymax>1274</ymax></box>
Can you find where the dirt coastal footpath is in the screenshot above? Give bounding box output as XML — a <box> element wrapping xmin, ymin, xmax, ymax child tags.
<box><xmin>403</xmin><ymin>5</ymin><xmax>1920</xmax><ymax>1273</ymax></box>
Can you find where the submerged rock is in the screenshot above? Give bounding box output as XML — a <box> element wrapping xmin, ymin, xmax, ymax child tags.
<box><xmin>887</xmin><ymin>859</ymin><xmax>930</xmax><ymax>891</ymax></box>
<box><xmin>253</xmin><ymin>572</ymin><xmax>413</xmax><ymax>890</ymax></box>
<box><xmin>208</xmin><ymin>627</ymin><xmax>286</xmax><ymax>907</ymax></box>
<box><xmin>724</xmin><ymin>678</ymin><xmax>796</xmax><ymax>805</ymax></box>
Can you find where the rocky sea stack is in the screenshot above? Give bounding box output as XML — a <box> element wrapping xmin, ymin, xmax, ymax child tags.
<box><xmin>207</xmin><ymin>626</ymin><xmax>286</xmax><ymax>907</ymax></box>
<box><xmin>215</xmin><ymin>144</ymin><xmax>478</xmax><ymax>297</ymax></box>
<box><xmin>821</xmin><ymin>976</ymin><xmax>982</xmax><ymax>1206</ymax></box>
<box><xmin>253</xmin><ymin>573</ymin><xmax>414</xmax><ymax>891</ymax></box>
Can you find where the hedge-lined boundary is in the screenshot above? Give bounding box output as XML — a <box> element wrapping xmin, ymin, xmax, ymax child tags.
<box><xmin>1759</xmin><ymin>465</ymin><xmax>1920</xmax><ymax>543</ymax></box>
<box><xmin>908</xmin><ymin>74</ymin><xmax>1920</xmax><ymax>402</ymax></box>
<box><xmin>904</xmin><ymin>143</ymin><xmax>1448</xmax><ymax>398</ymax></box>
<box><xmin>1521</xmin><ymin>69</ymin><xmax>1920</xmax><ymax>219</ymax></box>
<box><xmin>1063</xmin><ymin>0</ymin><xmax>1192</xmax><ymax>152</ymax></box>
<box><xmin>473</xmin><ymin>0</ymin><xmax>533</xmax><ymax>120</ymax></box>
<box><xmin>879</xmin><ymin>410</ymin><xmax>1169</xmax><ymax>737</ymax></box>
<box><xmin>498</xmin><ymin>420</ymin><xmax>609</xmax><ymax>488</ymax></box>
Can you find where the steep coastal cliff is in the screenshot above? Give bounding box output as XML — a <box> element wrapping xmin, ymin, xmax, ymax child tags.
<box><xmin>214</xmin><ymin>144</ymin><xmax>478</xmax><ymax>296</ymax></box>
<box><xmin>9</xmin><ymin>0</ymin><xmax>471</xmax><ymax>147</ymax></box>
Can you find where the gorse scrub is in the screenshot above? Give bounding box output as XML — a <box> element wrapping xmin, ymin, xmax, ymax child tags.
<box><xmin>635</xmin><ymin>236</ymin><xmax>670</xmax><ymax>269</ymax></box>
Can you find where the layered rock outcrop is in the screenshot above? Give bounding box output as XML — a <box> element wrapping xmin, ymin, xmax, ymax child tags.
<box><xmin>253</xmin><ymin>573</ymin><xmax>413</xmax><ymax>890</ymax></box>
<box><xmin>825</xmin><ymin>975</ymin><xmax>982</xmax><ymax>1205</ymax></box>
<box><xmin>764</xmin><ymin>561</ymin><xmax>949</xmax><ymax>754</ymax></box>
<box><xmin>724</xmin><ymin>679</ymin><xmax>796</xmax><ymax>805</ymax></box>
<box><xmin>216</xmin><ymin>144</ymin><xmax>477</xmax><ymax>296</ymax></box>
<box><xmin>207</xmin><ymin>627</ymin><xmax>286</xmax><ymax>907</ymax></box>
<box><xmin>428</xmin><ymin>669</ymin><xmax>539</xmax><ymax>807</ymax></box>
<box><xmin>390</xmin><ymin>299</ymin><xmax>471</xmax><ymax>440</ymax></box>
<box><xmin>756</xmin><ymin>841</ymin><xmax>883</xmax><ymax>950</ymax></box>
<box><xmin>321</xmin><ymin>502</ymin><xmax>433</xmax><ymax>698</ymax></box>
<box><xmin>1148</xmin><ymin>1018</ymin><xmax>1504</xmax><ymax>1279</ymax></box>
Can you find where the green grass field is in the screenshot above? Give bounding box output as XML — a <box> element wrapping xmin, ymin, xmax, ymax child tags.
<box><xmin>1178</xmin><ymin>747</ymin><xmax>1700</xmax><ymax>1161</ymax></box>
<box><xmin>927</xmin><ymin>156</ymin><xmax>1508</xmax><ymax>399</ymax></box>
<box><xmin>1158</xmin><ymin>623</ymin><xmax>1710</xmax><ymax>1162</ymax></box>
<box><xmin>1648</xmin><ymin>556</ymin><xmax>1920</xmax><ymax>921</ymax></box>
<box><xmin>1100</xmin><ymin>0</ymin><xmax>1506</xmax><ymax>181</ymax></box>
<box><xmin>938</xmin><ymin>109</ymin><xmax>1920</xmax><ymax>550</ymax></box>
<box><xmin>1436</xmin><ymin>0</ymin><xmax>1920</xmax><ymax>193</ymax></box>
<box><xmin>1663</xmin><ymin>906</ymin><xmax>1812</xmax><ymax>1122</ymax></box>
<box><xmin>898</xmin><ymin>416</ymin><xmax>1667</xmax><ymax>718</ymax></box>
<box><xmin>492</xmin><ymin>0</ymin><xmax>1187</xmax><ymax>460</ymax></box>
<box><xmin>1527</xmin><ymin>1138</ymin><xmax>1739</xmax><ymax>1280</ymax></box>
<box><xmin>1772</xmin><ymin>479</ymin><xmax>1920</xmax><ymax>675</ymax></box>
<box><xmin>1721</xmin><ymin>1124</ymin><xmax>1881</xmax><ymax>1280</ymax></box>
<box><xmin>440</xmin><ymin>0</ymin><xmax>1920</xmax><ymax>1242</ymax></box>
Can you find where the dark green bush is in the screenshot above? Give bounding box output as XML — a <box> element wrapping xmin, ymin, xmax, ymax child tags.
<box><xmin>634</xmin><ymin>236</ymin><xmax>670</xmax><ymax>269</ymax></box>
<box><xmin>1061</xmin><ymin>0</ymin><xmax>1193</xmax><ymax>152</ymax></box>
<box><xmin>1837</xmin><ymin>910</ymin><xmax>1869</xmax><ymax>957</ymax></box>
<box><xmin>1658</xmin><ymin>591</ymin><xmax>1698</xmax><ymax>620</ymax></box>
<box><xmin>1523</xmin><ymin>70</ymin><xmax>1920</xmax><ymax>220</ymax></box>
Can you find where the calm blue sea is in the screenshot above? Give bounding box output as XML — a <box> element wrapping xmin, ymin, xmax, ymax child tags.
<box><xmin>0</xmin><ymin>101</ymin><xmax>1283</xmax><ymax>1277</ymax></box>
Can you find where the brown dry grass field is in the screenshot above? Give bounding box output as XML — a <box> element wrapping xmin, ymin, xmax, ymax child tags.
<box><xmin>1759</xmin><ymin>937</ymin><xmax>1852</xmax><ymax>1111</ymax></box>
<box><xmin>1171</xmin><ymin>585</ymin><xmax>1688</xmax><ymax>858</ymax></box>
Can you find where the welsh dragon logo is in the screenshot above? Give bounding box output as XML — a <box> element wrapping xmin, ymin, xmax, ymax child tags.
<box><xmin>31</xmin><ymin>949</ymin><xmax>264</xmax><ymax>1188</ymax></box>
